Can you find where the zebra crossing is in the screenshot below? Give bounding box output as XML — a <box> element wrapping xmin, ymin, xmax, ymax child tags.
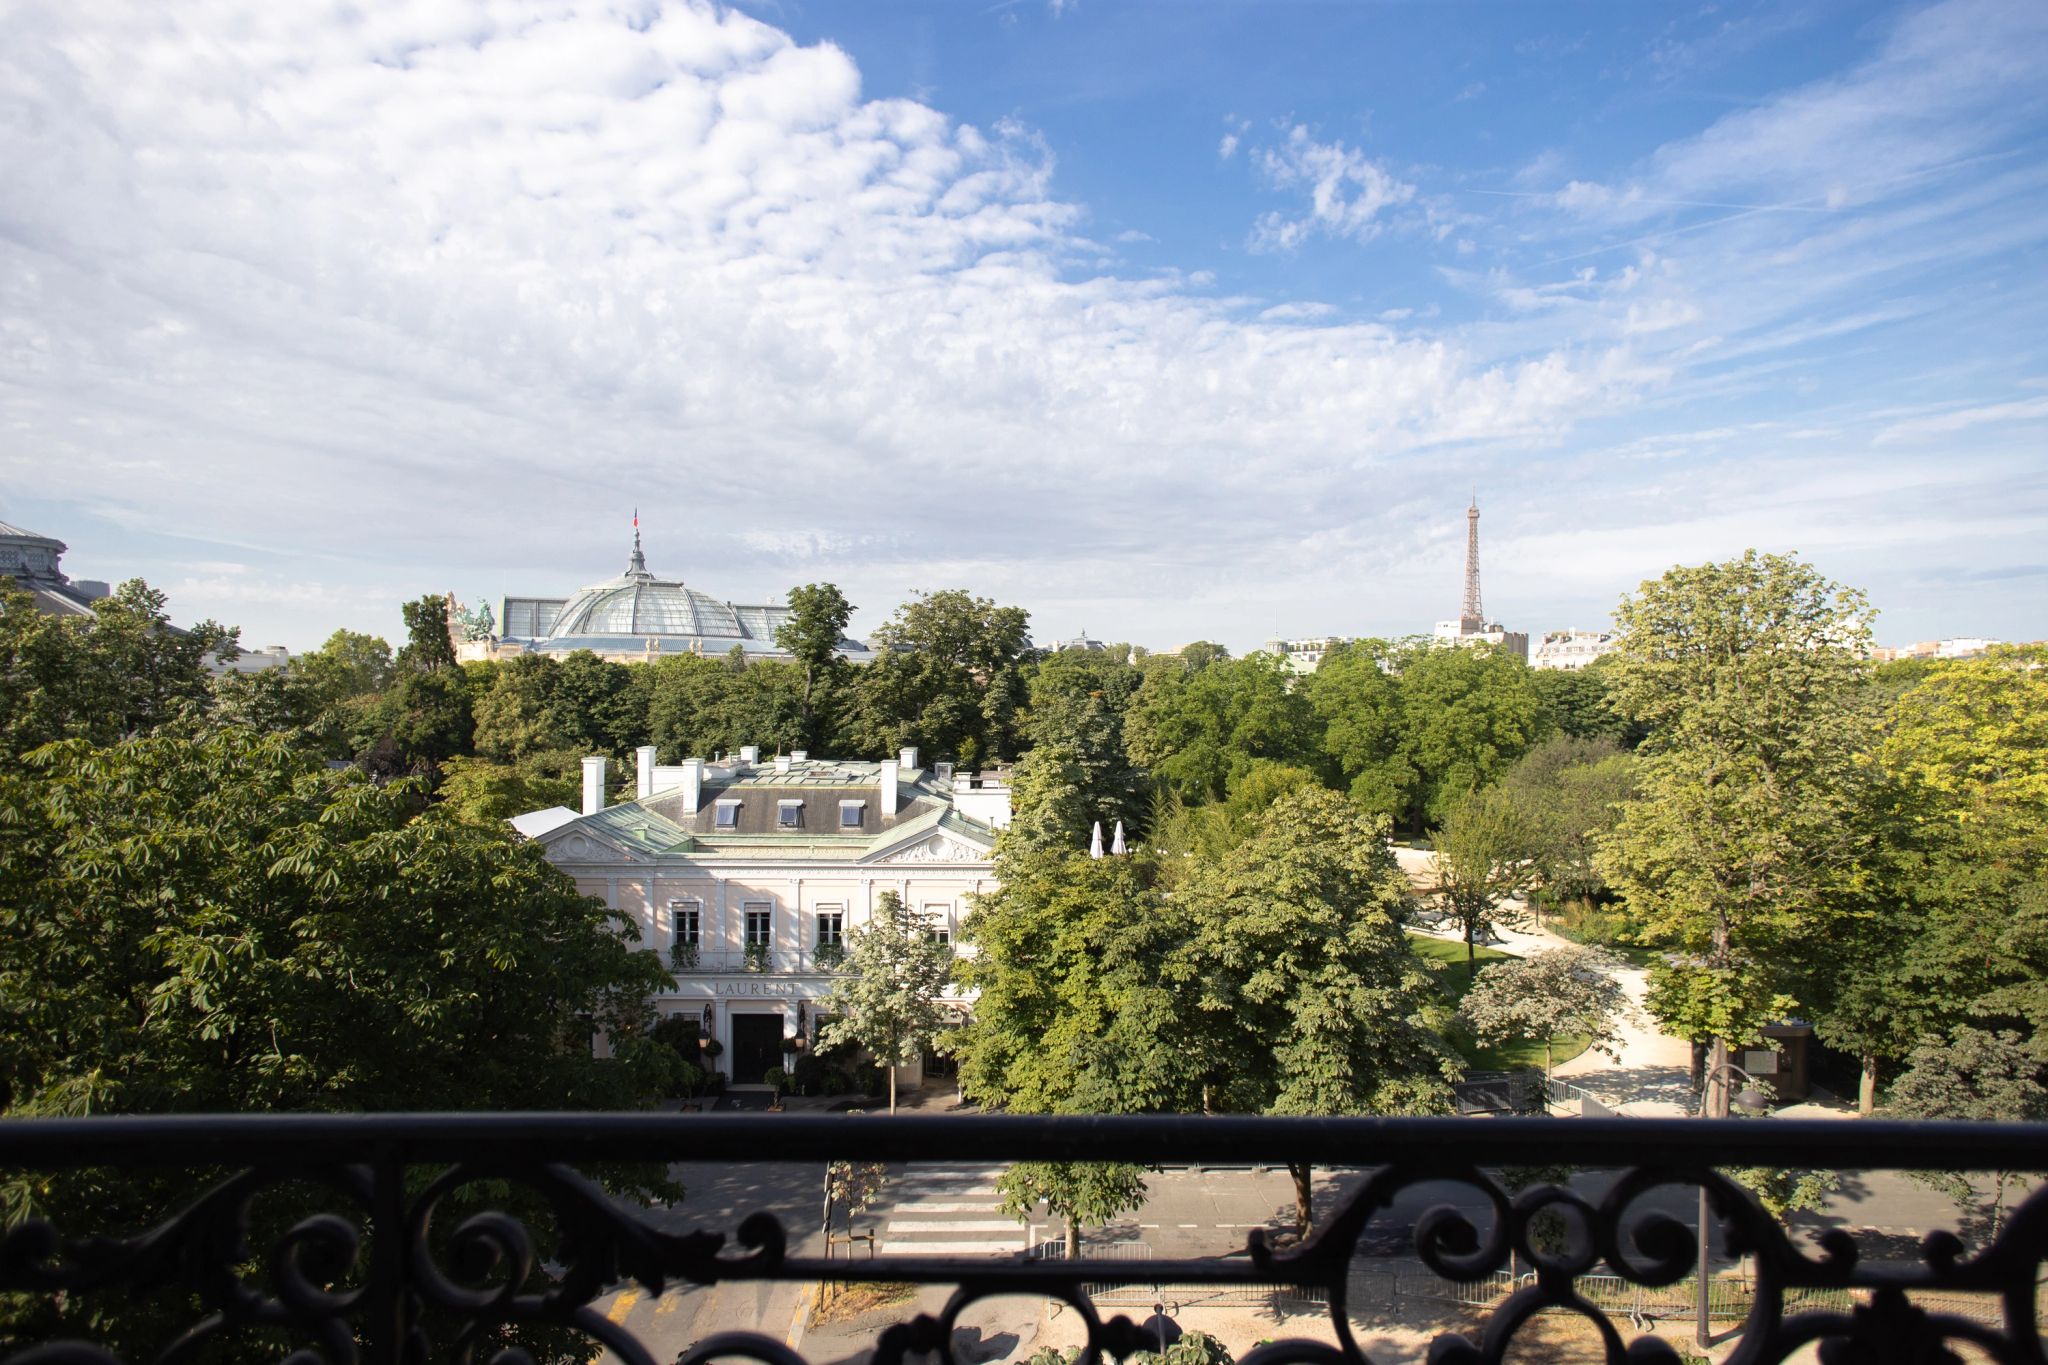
<box><xmin>875</xmin><ymin>1161</ymin><xmax>1030</xmax><ymax>1256</ymax></box>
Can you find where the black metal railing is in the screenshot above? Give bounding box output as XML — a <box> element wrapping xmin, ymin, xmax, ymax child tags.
<box><xmin>3</xmin><ymin>1114</ymin><xmax>2045</xmax><ymax>1365</ymax></box>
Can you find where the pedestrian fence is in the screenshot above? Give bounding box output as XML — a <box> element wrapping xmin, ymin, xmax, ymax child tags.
<box><xmin>1352</xmin><ymin>1259</ymin><xmax>2048</xmax><ymax>1328</ymax></box>
<box><xmin>1038</xmin><ymin>1248</ymin><xmax>2043</xmax><ymax>1328</ymax></box>
<box><xmin>1034</xmin><ymin>1241</ymin><xmax>1329</xmax><ymax>1312</ymax></box>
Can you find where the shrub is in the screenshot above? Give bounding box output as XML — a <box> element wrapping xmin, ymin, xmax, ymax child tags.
<box><xmin>764</xmin><ymin>1066</ymin><xmax>789</xmax><ymax>1092</ymax></box>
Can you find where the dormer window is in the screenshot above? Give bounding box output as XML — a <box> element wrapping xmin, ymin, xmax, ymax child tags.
<box><xmin>838</xmin><ymin>799</ymin><xmax>865</xmax><ymax>829</ymax></box>
<box><xmin>777</xmin><ymin>799</ymin><xmax>804</xmax><ymax>829</ymax></box>
<box><xmin>714</xmin><ymin>799</ymin><xmax>741</xmax><ymax>829</ymax></box>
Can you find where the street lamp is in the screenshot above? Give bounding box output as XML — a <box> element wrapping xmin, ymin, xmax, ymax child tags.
<box><xmin>1696</xmin><ymin>1057</ymin><xmax>1772</xmax><ymax>1348</ymax></box>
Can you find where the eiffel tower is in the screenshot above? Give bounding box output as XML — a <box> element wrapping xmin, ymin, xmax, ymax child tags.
<box><xmin>1459</xmin><ymin>495</ymin><xmax>1485</xmax><ymax>634</ymax></box>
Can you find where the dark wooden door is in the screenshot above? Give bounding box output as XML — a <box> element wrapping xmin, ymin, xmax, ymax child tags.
<box><xmin>730</xmin><ymin>1014</ymin><xmax>783</xmax><ymax>1085</ymax></box>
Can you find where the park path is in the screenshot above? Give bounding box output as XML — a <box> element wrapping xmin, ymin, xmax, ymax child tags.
<box><xmin>1392</xmin><ymin>845</ymin><xmax>1697</xmax><ymax>1115</ymax></box>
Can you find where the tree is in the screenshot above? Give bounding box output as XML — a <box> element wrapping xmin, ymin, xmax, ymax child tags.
<box><xmin>1457</xmin><ymin>947</ymin><xmax>1634</xmax><ymax>1081</ymax></box>
<box><xmin>1497</xmin><ymin>737</ymin><xmax>1635</xmax><ymax>907</ymax></box>
<box><xmin>1530</xmin><ymin>663</ymin><xmax>1629</xmax><ymax>745</ymax></box>
<box><xmin>1595</xmin><ymin>551</ymin><xmax>1875</xmax><ymax>1107</ymax></box>
<box><xmin>544</xmin><ymin>649</ymin><xmax>646</xmax><ymax>760</ymax></box>
<box><xmin>997</xmin><ymin>1161</ymin><xmax>1148</xmax><ymax>1259</ymax></box>
<box><xmin>1175</xmin><ymin>788</ymin><xmax>1460</xmax><ymax>1234</ymax></box>
<box><xmin>0</xmin><ymin>726</ymin><xmax>682</xmax><ymax>1359</ymax></box>
<box><xmin>1394</xmin><ymin>640</ymin><xmax>1552</xmax><ymax>829</ymax></box>
<box><xmin>1887</xmin><ymin>1027</ymin><xmax>2048</xmax><ymax>1237</ymax></box>
<box><xmin>1020</xmin><ymin>647</ymin><xmax>1146</xmax><ymax>832</ymax></box>
<box><xmin>291</xmin><ymin>628</ymin><xmax>393</xmax><ymax>705</ymax></box>
<box><xmin>1124</xmin><ymin>653</ymin><xmax>1324</xmax><ymax>805</ymax></box>
<box><xmin>1000</xmin><ymin>744</ymin><xmax>1097</xmax><ymax>855</ymax></box>
<box><xmin>436</xmin><ymin>754</ymin><xmax>579</xmax><ymax>823</ymax></box>
<box><xmin>0</xmin><ymin>578</ymin><xmax>236</xmax><ymax>762</ymax></box>
<box><xmin>1307</xmin><ymin>638</ymin><xmax>1415</xmax><ymax>825</ymax></box>
<box><xmin>845</xmin><ymin>590</ymin><xmax>1032</xmax><ymax>766</ymax></box>
<box><xmin>777</xmin><ymin>582</ymin><xmax>855</xmax><ymax>751</ymax></box>
<box><xmin>1431</xmin><ymin>785</ymin><xmax>1539</xmax><ymax>967</ymax></box>
<box><xmin>396</xmin><ymin>593</ymin><xmax>458</xmax><ymax>673</ymax></box>
<box><xmin>819</xmin><ymin>892</ymin><xmax>956</xmax><ymax>1113</ymax></box>
<box><xmin>955</xmin><ymin>849</ymin><xmax>1190</xmax><ymax>1114</ymax></box>
<box><xmin>470</xmin><ymin>653</ymin><xmax>572</xmax><ymax>764</ymax></box>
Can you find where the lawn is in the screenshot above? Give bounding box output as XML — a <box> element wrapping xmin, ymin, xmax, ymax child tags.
<box><xmin>1407</xmin><ymin>932</ymin><xmax>1593</xmax><ymax>1074</ymax></box>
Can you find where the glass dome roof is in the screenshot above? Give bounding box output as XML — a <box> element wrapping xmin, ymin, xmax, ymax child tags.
<box><xmin>551</xmin><ymin>578</ymin><xmax>746</xmax><ymax>639</ymax></box>
<box><xmin>544</xmin><ymin>533</ymin><xmax>762</xmax><ymax>642</ymax></box>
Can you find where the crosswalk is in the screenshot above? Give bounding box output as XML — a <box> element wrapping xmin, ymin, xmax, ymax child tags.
<box><xmin>876</xmin><ymin>1162</ymin><xmax>1030</xmax><ymax>1257</ymax></box>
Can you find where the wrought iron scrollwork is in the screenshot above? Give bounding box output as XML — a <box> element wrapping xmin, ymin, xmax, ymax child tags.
<box><xmin>3</xmin><ymin>1115</ymin><xmax>2044</xmax><ymax>1365</ymax></box>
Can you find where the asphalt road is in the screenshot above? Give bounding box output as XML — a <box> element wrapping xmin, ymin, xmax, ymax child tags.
<box><xmin>602</xmin><ymin>1158</ymin><xmax>1974</xmax><ymax>1361</ymax></box>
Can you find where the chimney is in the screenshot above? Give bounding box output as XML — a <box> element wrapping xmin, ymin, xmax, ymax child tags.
<box><xmin>774</xmin><ymin>754</ymin><xmax>792</xmax><ymax>774</ymax></box>
<box><xmin>680</xmin><ymin>758</ymin><xmax>704</xmax><ymax>815</ymax></box>
<box><xmin>791</xmin><ymin>749</ymin><xmax>808</xmax><ymax>763</ymax></box>
<box><xmin>739</xmin><ymin>744</ymin><xmax>760</xmax><ymax>766</ymax></box>
<box><xmin>635</xmin><ymin>745</ymin><xmax>658</xmax><ymax>800</ymax></box>
<box><xmin>899</xmin><ymin>746</ymin><xmax>919</xmax><ymax>772</ymax></box>
<box><xmin>581</xmin><ymin>756</ymin><xmax>607</xmax><ymax>815</ymax></box>
<box><xmin>879</xmin><ymin>757</ymin><xmax>898</xmax><ymax>817</ymax></box>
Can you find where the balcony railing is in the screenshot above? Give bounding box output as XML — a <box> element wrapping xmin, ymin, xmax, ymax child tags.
<box><xmin>664</xmin><ymin>948</ymin><xmax>852</xmax><ymax>974</ymax></box>
<box><xmin>2</xmin><ymin>1114</ymin><xmax>2044</xmax><ymax>1365</ymax></box>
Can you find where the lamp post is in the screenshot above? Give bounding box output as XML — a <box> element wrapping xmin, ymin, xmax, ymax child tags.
<box><xmin>1696</xmin><ymin>1051</ymin><xmax>1772</xmax><ymax>1348</ymax></box>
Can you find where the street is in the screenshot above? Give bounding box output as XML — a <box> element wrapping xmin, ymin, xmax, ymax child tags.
<box><xmin>602</xmin><ymin>1157</ymin><xmax>1973</xmax><ymax>1361</ymax></box>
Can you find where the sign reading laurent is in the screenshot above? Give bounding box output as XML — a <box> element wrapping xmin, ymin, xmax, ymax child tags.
<box><xmin>713</xmin><ymin>979</ymin><xmax>807</xmax><ymax>997</ymax></box>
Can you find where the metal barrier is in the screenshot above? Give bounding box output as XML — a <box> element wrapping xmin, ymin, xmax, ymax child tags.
<box><xmin>4</xmin><ymin>1113</ymin><xmax>2047</xmax><ymax>1365</ymax></box>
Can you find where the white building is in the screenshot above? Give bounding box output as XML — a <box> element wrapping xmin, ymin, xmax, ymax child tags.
<box><xmin>1433</xmin><ymin>619</ymin><xmax>1531</xmax><ymax>661</ymax></box>
<box><xmin>1532</xmin><ymin>628</ymin><xmax>1619</xmax><ymax>671</ymax></box>
<box><xmin>516</xmin><ymin>746</ymin><xmax>1008</xmax><ymax>1089</ymax></box>
<box><xmin>1261</xmin><ymin>637</ymin><xmax>1344</xmax><ymax>675</ymax></box>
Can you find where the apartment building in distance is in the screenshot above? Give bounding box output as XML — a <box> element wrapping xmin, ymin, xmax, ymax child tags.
<box><xmin>513</xmin><ymin>746</ymin><xmax>1008</xmax><ymax>1089</ymax></box>
<box><xmin>1531</xmin><ymin>628</ymin><xmax>1619</xmax><ymax>671</ymax></box>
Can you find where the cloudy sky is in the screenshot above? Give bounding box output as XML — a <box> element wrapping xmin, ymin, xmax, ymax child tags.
<box><xmin>3</xmin><ymin>0</ymin><xmax>2044</xmax><ymax>654</ymax></box>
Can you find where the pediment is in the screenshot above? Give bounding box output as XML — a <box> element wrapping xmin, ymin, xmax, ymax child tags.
<box><xmin>543</xmin><ymin>826</ymin><xmax>643</xmax><ymax>864</ymax></box>
<box><xmin>870</xmin><ymin>832</ymin><xmax>990</xmax><ymax>865</ymax></box>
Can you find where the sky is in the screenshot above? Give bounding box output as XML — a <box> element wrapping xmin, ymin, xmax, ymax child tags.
<box><xmin>2</xmin><ymin>0</ymin><xmax>2044</xmax><ymax>655</ymax></box>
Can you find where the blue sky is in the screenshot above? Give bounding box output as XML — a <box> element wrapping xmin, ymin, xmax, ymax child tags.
<box><xmin>2</xmin><ymin>0</ymin><xmax>2044</xmax><ymax>654</ymax></box>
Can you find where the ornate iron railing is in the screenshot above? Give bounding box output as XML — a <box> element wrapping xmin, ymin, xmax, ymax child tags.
<box><xmin>2</xmin><ymin>1114</ymin><xmax>2044</xmax><ymax>1365</ymax></box>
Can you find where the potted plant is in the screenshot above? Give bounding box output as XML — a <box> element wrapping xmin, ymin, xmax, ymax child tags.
<box><xmin>701</xmin><ymin>1038</ymin><xmax>723</xmax><ymax>1073</ymax></box>
<box><xmin>814</xmin><ymin>941</ymin><xmax>846</xmax><ymax>970</ymax></box>
<box><xmin>670</xmin><ymin>941</ymin><xmax>699</xmax><ymax>971</ymax></box>
<box><xmin>764</xmin><ymin>1065</ymin><xmax>788</xmax><ymax>1110</ymax></box>
<box><xmin>743</xmin><ymin>941</ymin><xmax>771</xmax><ymax>974</ymax></box>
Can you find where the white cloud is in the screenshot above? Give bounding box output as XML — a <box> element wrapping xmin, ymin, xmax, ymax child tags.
<box><xmin>1218</xmin><ymin>133</ymin><xmax>1239</xmax><ymax>160</ymax></box>
<box><xmin>1873</xmin><ymin>395</ymin><xmax>2048</xmax><ymax>445</ymax></box>
<box><xmin>1245</xmin><ymin>124</ymin><xmax>1416</xmax><ymax>252</ymax></box>
<box><xmin>0</xmin><ymin>0</ymin><xmax>1643</xmax><ymax>648</ymax></box>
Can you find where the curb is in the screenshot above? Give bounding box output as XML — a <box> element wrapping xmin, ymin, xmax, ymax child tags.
<box><xmin>786</xmin><ymin>1281</ymin><xmax>821</xmax><ymax>1352</ymax></box>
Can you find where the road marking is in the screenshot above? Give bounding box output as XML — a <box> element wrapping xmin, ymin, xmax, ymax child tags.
<box><xmin>878</xmin><ymin>1239</ymin><xmax>1027</xmax><ymax>1255</ymax></box>
<box><xmin>1178</xmin><ymin>1223</ymin><xmax>1200</xmax><ymax>1229</ymax></box>
<box><xmin>606</xmin><ymin>1289</ymin><xmax>640</xmax><ymax>1324</ymax></box>
<box><xmin>654</xmin><ymin>1292</ymin><xmax>682</xmax><ymax>1317</ymax></box>
<box><xmin>886</xmin><ymin>1220</ymin><xmax>1022</xmax><ymax>1233</ymax></box>
<box><xmin>893</xmin><ymin>1201</ymin><xmax>1000</xmax><ymax>1213</ymax></box>
<box><xmin>1216</xmin><ymin>1223</ymin><xmax>1272</xmax><ymax>1229</ymax></box>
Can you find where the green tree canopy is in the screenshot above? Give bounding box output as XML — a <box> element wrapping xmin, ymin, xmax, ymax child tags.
<box><xmin>1125</xmin><ymin>652</ymin><xmax>1323</xmax><ymax>805</ymax></box>
<box><xmin>777</xmin><ymin>582</ymin><xmax>855</xmax><ymax>751</ymax></box>
<box><xmin>819</xmin><ymin>892</ymin><xmax>956</xmax><ymax>1112</ymax></box>
<box><xmin>1306</xmin><ymin>638</ymin><xmax>1415</xmax><ymax>824</ymax></box>
<box><xmin>1430</xmin><ymin>784</ymin><xmax>1539</xmax><ymax>966</ymax></box>
<box><xmin>1393</xmin><ymin>640</ymin><xmax>1551</xmax><ymax>827</ymax></box>
<box><xmin>846</xmin><ymin>590</ymin><xmax>1032</xmax><ymax>766</ymax></box>
<box><xmin>1458</xmin><ymin>947</ymin><xmax>1634</xmax><ymax>1080</ymax></box>
<box><xmin>0</xmin><ymin>578</ymin><xmax>237</xmax><ymax>763</ymax></box>
<box><xmin>1496</xmin><ymin>736</ymin><xmax>1636</xmax><ymax>906</ymax></box>
<box><xmin>1596</xmin><ymin>550</ymin><xmax>1875</xmax><ymax>1079</ymax></box>
<box><xmin>1174</xmin><ymin>787</ymin><xmax>1459</xmax><ymax>1231</ymax></box>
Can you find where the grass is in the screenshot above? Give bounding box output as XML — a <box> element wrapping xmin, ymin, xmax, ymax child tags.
<box><xmin>814</xmin><ymin>1280</ymin><xmax>918</xmax><ymax>1325</ymax></box>
<box><xmin>1406</xmin><ymin>932</ymin><xmax>1593</xmax><ymax>1074</ymax></box>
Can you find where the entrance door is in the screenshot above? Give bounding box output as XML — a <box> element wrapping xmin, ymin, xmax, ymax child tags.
<box><xmin>730</xmin><ymin>1014</ymin><xmax>784</xmax><ymax>1085</ymax></box>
